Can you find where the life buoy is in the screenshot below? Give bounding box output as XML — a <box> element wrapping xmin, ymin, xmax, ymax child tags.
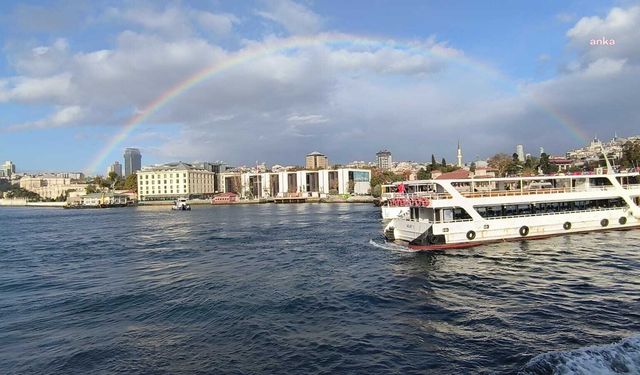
<box><xmin>466</xmin><ymin>230</ymin><xmax>476</xmax><ymax>240</ymax></box>
<box><xmin>600</xmin><ymin>219</ymin><xmax>609</xmax><ymax>227</ymax></box>
<box><xmin>619</xmin><ymin>217</ymin><xmax>627</xmax><ymax>225</ymax></box>
<box><xmin>519</xmin><ymin>226</ymin><xmax>529</xmax><ymax>236</ymax></box>
<box><xmin>563</xmin><ymin>222</ymin><xmax>571</xmax><ymax>230</ymax></box>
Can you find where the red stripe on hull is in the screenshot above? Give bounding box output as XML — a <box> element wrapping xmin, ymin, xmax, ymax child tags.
<box><xmin>405</xmin><ymin>225</ymin><xmax>640</xmax><ymax>251</ymax></box>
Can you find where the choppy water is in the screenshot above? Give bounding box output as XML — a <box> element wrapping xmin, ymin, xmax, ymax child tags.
<box><xmin>1</xmin><ymin>204</ymin><xmax>639</xmax><ymax>374</ymax></box>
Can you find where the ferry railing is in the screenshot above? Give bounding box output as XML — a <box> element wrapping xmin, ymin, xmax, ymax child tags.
<box><xmin>428</xmin><ymin>206</ymin><xmax>625</xmax><ymax>224</ymax></box>
<box><xmin>384</xmin><ymin>185</ymin><xmax>622</xmax><ymax>203</ymax></box>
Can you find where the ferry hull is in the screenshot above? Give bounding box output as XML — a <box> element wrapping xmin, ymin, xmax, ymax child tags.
<box><xmin>406</xmin><ymin>225</ymin><xmax>640</xmax><ymax>251</ymax></box>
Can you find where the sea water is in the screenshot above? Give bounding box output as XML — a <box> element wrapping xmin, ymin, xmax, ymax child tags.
<box><xmin>1</xmin><ymin>204</ymin><xmax>638</xmax><ymax>374</ymax></box>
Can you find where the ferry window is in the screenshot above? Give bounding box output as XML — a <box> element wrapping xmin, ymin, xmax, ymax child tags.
<box><xmin>443</xmin><ymin>209</ymin><xmax>454</xmax><ymax>222</ymax></box>
<box><xmin>504</xmin><ymin>205</ymin><xmax>516</xmax><ymax>216</ymax></box>
<box><xmin>453</xmin><ymin>208</ymin><xmax>472</xmax><ymax>221</ymax></box>
<box><xmin>517</xmin><ymin>204</ymin><xmax>531</xmax><ymax>215</ymax></box>
<box><xmin>476</xmin><ymin>207</ymin><xmax>487</xmax><ymax>217</ymax></box>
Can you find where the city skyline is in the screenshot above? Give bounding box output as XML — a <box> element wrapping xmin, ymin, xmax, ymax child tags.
<box><xmin>1</xmin><ymin>1</ymin><xmax>639</xmax><ymax>172</ymax></box>
<box><xmin>3</xmin><ymin>131</ymin><xmax>636</xmax><ymax>175</ymax></box>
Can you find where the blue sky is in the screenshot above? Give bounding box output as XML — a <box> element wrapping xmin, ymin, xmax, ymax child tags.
<box><xmin>1</xmin><ymin>0</ymin><xmax>639</xmax><ymax>174</ymax></box>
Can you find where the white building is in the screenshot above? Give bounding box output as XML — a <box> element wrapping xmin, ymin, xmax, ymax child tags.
<box><xmin>516</xmin><ymin>144</ymin><xmax>525</xmax><ymax>162</ymax></box>
<box><xmin>108</xmin><ymin>161</ymin><xmax>123</xmax><ymax>177</ymax></box>
<box><xmin>2</xmin><ymin>161</ymin><xmax>16</xmax><ymax>177</ymax></box>
<box><xmin>219</xmin><ymin>168</ymin><xmax>371</xmax><ymax>198</ymax></box>
<box><xmin>137</xmin><ymin>162</ymin><xmax>216</xmax><ymax>201</ymax></box>
<box><xmin>376</xmin><ymin>150</ymin><xmax>392</xmax><ymax>170</ymax></box>
<box><xmin>19</xmin><ymin>175</ymin><xmax>87</xmax><ymax>199</ymax></box>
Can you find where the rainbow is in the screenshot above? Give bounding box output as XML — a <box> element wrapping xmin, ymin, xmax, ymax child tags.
<box><xmin>86</xmin><ymin>33</ymin><xmax>589</xmax><ymax>173</ymax></box>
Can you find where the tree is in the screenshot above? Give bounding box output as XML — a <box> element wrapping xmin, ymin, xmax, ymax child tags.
<box><xmin>538</xmin><ymin>153</ymin><xmax>558</xmax><ymax>175</ymax></box>
<box><xmin>92</xmin><ymin>176</ymin><xmax>111</xmax><ymax>188</ymax></box>
<box><xmin>431</xmin><ymin>154</ymin><xmax>437</xmax><ymax>168</ymax></box>
<box><xmin>441</xmin><ymin>157</ymin><xmax>447</xmax><ymax>166</ymax></box>
<box><xmin>3</xmin><ymin>187</ymin><xmax>40</xmax><ymax>201</ymax></box>
<box><xmin>512</xmin><ymin>153</ymin><xmax>519</xmax><ymax>163</ymax></box>
<box><xmin>108</xmin><ymin>171</ymin><xmax>118</xmax><ymax>182</ymax></box>
<box><xmin>621</xmin><ymin>140</ymin><xmax>640</xmax><ymax>168</ymax></box>
<box><xmin>123</xmin><ymin>174</ymin><xmax>138</xmax><ymax>192</ymax></box>
<box><xmin>469</xmin><ymin>162</ymin><xmax>476</xmax><ymax>173</ymax></box>
<box><xmin>372</xmin><ymin>184</ymin><xmax>382</xmax><ymax>198</ymax></box>
<box><xmin>86</xmin><ymin>184</ymin><xmax>98</xmax><ymax>194</ymax></box>
<box><xmin>488</xmin><ymin>153</ymin><xmax>512</xmax><ymax>177</ymax></box>
<box><xmin>417</xmin><ymin>168</ymin><xmax>430</xmax><ymax>180</ymax></box>
<box><xmin>369</xmin><ymin>168</ymin><xmax>405</xmax><ymax>191</ymax></box>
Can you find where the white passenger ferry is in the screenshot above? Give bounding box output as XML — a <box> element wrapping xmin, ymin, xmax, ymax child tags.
<box><xmin>383</xmin><ymin>169</ymin><xmax>640</xmax><ymax>250</ymax></box>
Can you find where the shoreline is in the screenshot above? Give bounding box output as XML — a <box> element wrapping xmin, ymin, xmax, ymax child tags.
<box><xmin>0</xmin><ymin>196</ymin><xmax>376</xmax><ymax>208</ymax></box>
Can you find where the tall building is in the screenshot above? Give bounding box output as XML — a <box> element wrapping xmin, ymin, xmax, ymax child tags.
<box><xmin>456</xmin><ymin>141</ymin><xmax>463</xmax><ymax>168</ymax></box>
<box><xmin>107</xmin><ymin>161</ymin><xmax>122</xmax><ymax>177</ymax></box>
<box><xmin>516</xmin><ymin>144</ymin><xmax>525</xmax><ymax>162</ymax></box>
<box><xmin>123</xmin><ymin>148</ymin><xmax>142</xmax><ymax>177</ymax></box>
<box><xmin>376</xmin><ymin>150</ymin><xmax>392</xmax><ymax>170</ymax></box>
<box><xmin>2</xmin><ymin>161</ymin><xmax>16</xmax><ymax>177</ymax></box>
<box><xmin>305</xmin><ymin>152</ymin><xmax>329</xmax><ymax>169</ymax></box>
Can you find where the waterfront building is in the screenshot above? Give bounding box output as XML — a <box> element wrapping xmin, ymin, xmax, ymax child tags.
<box><xmin>212</xmin><ymin>192</ymin><xmax>238</xmax><ymax>204</ymax></box>
<box><xmin>457</xmin><ymin>142</ymin><xmax>463</xmax><ymax>167</ymax></box>
<box><xmin>124</xmin><ymin>148</ymin><xmax>142</xmax><ymax>177</ymax></box>
<box><xmin>108</xmin><ymin>161</ymin><xmax>123</xmax><ymax>177</ymax></box>
<box><xmin>219</xmin><ymin>168</ymin><xmax>371</xmax><ymax>198</ymax></box>
<box><xmin>192</xmin><ymin>162</ymin><xmax>227</xmax><ymax>191</ymax></box>
<box><xmin>79</xmin><ymin>192</ymin><xmax>130</xmax><ymax>207</ymax></box>
<box><xmin>2</xmin><ymin>161</ymin><xmax>16</xmax><ymax>177</ymax></box>
<box><xmin>376</xmin><ymin>150</ymin><xmax>392</xmax><ymax>170</ymax></box>
<box><xmin>305</xmin><ymin>152</ymin><xmax>329</xmax><ymax>169</ymax></box>
<box><xmin>516</xmin><ymin>145</ymin><xmax>525</xmax><ymax>162</ymax></box>
<box><xmin>19</xmin><ymin>175</ymin><xmax>87</xmax><ymax>199</ymax></box>
<box><xmin>136</xmin><ymin>162</ymin><xmax>216</xmax><ymax>201</ymax></box>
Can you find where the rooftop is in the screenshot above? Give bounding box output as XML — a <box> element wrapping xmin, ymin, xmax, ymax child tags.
<box><xmin>435</xmin><ymin>169</ymin><xmax>471</xmax><ymax>180</ymax></box>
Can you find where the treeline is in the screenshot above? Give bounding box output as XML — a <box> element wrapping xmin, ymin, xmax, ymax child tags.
<box><xmin>85</xmin><ymin>172</ymin><xmax>138</xmax><ymax>194</ymax></box>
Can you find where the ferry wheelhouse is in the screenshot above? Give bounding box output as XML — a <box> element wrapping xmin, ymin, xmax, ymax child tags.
<box><xmin>380</xmin><ymin>180</ymin><xmax>435</xmax><ymax>220</ymax></box>
<box><xmin>384</xmin><ymin>171</ymin><xmax>640</xmax><ymax>250</ymax></box>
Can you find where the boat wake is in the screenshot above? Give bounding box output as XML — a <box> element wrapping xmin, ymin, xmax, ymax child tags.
<box><xmin>368</xmin><ymin>238</ymin><xmax>414</xmax><ymax>252</ymax></box>
<box><xmin>519</xmin><ymin>335</ymin><xmax>640</xmax><ymax>375</ymax></box>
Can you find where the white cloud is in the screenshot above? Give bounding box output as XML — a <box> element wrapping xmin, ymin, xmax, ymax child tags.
<box><xmin>194</xmin><ymin>11</ymin><xmax>239</xmax><ymax>35</ymax></box>
<box><xmin>2</xmin><ymin>2</ymin><xmax>640</xmax><ymax>167</ymax></box>
<box><xmin>287</xmin><ymin>114</ymin><xmax>329</xmax><ymax>124</ymax></box>
<box><xmin>2</xmin><ymin>73</ymin><xmax>73</xmax><ymax>103</ymax></box>
<box><xmin>9</xmin><ymin>105</ymin><xmax>84</xmax><ymax>131</ymax></box>
<box><xmin>257</xmin><ymin>0</ymin><xmax>323</xmax><ymax>35</ymax></box>
<box><xmin>567</xmin><ymin>5</ymin><xmax>640</xmax><ymax>63</ymax></box>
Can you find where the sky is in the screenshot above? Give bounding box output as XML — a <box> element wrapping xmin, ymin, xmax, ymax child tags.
<box><xmin>1</xmin><ymin>0</ymin><xmax>639</xmax><ymax>174</ymax></box>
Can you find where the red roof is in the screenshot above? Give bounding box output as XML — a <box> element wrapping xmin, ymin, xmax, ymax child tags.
<box><xmin>435</xmin><ymin>170</ymin><xmax>471</xmax><ymax>180</ymax></box>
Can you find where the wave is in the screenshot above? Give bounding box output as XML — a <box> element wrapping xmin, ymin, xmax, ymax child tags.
<box><xmin>368</xmin><ymin>238</ymin><xmax>415</xmax><ymax>253</ymax></box>
<box><xmin>519</xmin><ymin>335</ymin><xmax>640</xmax><ymax>375</ymax></box>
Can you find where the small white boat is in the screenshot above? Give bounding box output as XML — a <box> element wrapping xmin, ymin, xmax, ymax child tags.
<box><xmin>171</xmin><ymin>198</ymin><xmax>191</xmax><ymax>211</ymax></box>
